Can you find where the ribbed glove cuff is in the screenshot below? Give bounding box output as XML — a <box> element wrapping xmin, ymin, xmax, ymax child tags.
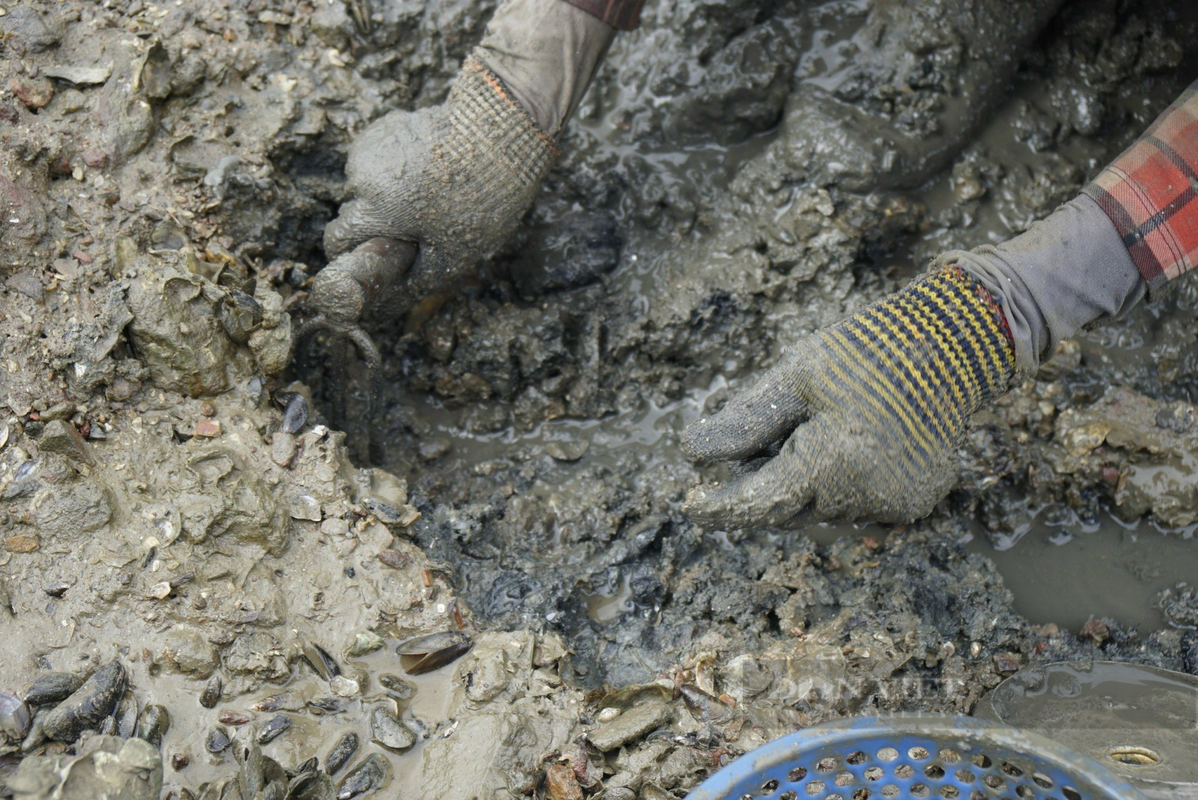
<box><xmin>449</xmin><ymin>58</ymin><xmax>559</xmax><ymax>185</ymax></box>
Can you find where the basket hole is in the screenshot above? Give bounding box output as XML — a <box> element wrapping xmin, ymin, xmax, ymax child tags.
<box><xmin>969</xmin><ymin>793</ymin><xmax>986</xmax><ymax>800</ymax></box>
<box><xmin>847</xmin><ymin>751</ymin><xmax>867</xmax><ymax>766</ymax></box>
<box><xmin>881</xmin><ymin>787</ymin><xmax>900</xmax><ymax>799</ymax></box>
<box><xmin>827</xmin><ymin>795</ymin><xmax>844</xmax><ymax>800</ymax></box>
<box><xmin>817</xmin><ymin>757</ymin><xmax>839</xmax><ymax>773</ymax></box>
<box><xmin>1108</xmin><ymin>746</ymin><xmax>1161</xmax><ymax>767</ymax></box>
<box><xmin>762</xmin><ymin>779</ymin><xmax>780</xmax><ymax>794</ymax></box>
<box><xmin>852</xmin><ymin>790</ymin><xmax>870</xmax><ymax>800</ymax></box>
<box><xmin>1016</xmin><ymin>786</ymin><xmax>1034</xmax><ymax>799</ymax></box>
<box><xmin>1062</xmin><ymin>788</ymin><xmax>1082</xmax><ymax>800</ymax></box>
<box><xmin>938</xmin><ymin>749</ymin><xmax>961</xmax><ymax>764</ymax></box>
<box><xmin>788</xmin><ymin>768</ymin><xmax>809</xmax><ymax>782</ymax></box>
<box><xmin>970</xmin><ymin>754</ymin><xmax>992</xmax><ymax>769</ymax></box>
<box><xmin>924</xmin><ymin>765</ymin><xmax>945</xmax><ymax>780</ymax></box>
<box><xmin>894</xmin><ymin>764</ymin><xmax>915</xmax><ymax>780</ymax></box>
<box><xmin>805</xmin><ymin>781</ymin><xmax>826</xmax><ymax>796</ymax></box>
<box><xmin>908</xmin><ymin>747</ymin><xmax>930</xmax><ymax>761</ymax></box>
<box><xmin>938</xmin><ymin>788</ymin><xmax>959</xmax><ymax>799</ymax></box>
<box><xmin>780</xmin><ymin>793</ymin><xmax>797</xmax><ymax>800</ymax></box>
<box><xmin>877</xmin><ymin>748</ymin><xmax>899</xmax><ymax>762</ymax></box>
<box><xmin>1001</xmin><ymin>762</ymin><xmax>1024</xmax><ymax>778</ymax></box>
<box><xmin>1032</xmin><ymin>772</ymin><xmax>1054</xmax><ymax>788</ymax></box>
<box><xmin>864</xmin><ymin>766</ymin><xmax>884</xmax><ymax>782</ymax></box>
<box><xmin>954</xmin><ymin>769</ymin><xmax>975</xmax><ymax>784</ymax></box>
<box><xmin>983</xmin><ymin>775</ymin><xmax>1003</xmax><ymax>789</ymax></box>
<box><xmin>911</xmin><ymin>784</ymin><xmax>930</xmax><ymax>798</ymax></box>
<box><xmin>835</xmin><ymin>772</ymin><xmax>855</xmax><ymax>787</ymax></box>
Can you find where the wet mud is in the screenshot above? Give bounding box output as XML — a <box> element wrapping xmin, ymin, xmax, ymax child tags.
<box><xmin>2</xmin><ymin>0</ymin><xmax>1198</xmax><ymax>797</ymax></box>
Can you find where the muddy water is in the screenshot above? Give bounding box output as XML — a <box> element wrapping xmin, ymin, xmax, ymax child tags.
<box><xmin>967</xmin><ymin>519</ymin><xmax>1198</xmax><ymax>632</ymax></box>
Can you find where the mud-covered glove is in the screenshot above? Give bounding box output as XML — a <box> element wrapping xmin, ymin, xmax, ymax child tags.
<box><xmin>324</xmin><ymin>0</ymin><xmax>616</xmax><ymax>310</ymax></box>
<box><xmin>682</xmin><ymin>267</ymin><xmax>1016</xmax><ymax>528</ymax></box>
<box><xmin>322</xmin><ymin>57</ymin><xmax>558</xmax><ymax>304</ymax></box>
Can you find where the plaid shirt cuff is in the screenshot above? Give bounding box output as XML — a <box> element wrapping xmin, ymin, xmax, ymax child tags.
<box><xmin>1082</xmin><ymin>80</ymin><xmax>1198</xmax><ymax>297</ymax></box>
<box><xmin>557</xmin><ymin>0</ymin><xmax>644</xmax><ymax>29</ymax></box>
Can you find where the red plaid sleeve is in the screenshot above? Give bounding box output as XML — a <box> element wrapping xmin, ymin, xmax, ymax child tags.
<box><xmin>1082</xmin><ymin>80</ymin><xmax>1198</xmax><ymax>295</ymax></box>
<box><xmin>557</xmin><ymin>0</ymin><xmax>645</xmax><ymax>29</ymax></box>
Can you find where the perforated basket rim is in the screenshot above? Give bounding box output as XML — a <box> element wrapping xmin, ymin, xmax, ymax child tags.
<box><xmin>685</xmin><ymin>713</ymin><xmax>1150</xmax><ymax>800</ymax></box>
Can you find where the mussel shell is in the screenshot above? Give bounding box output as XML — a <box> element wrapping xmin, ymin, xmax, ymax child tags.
<box><xmin>336</xmin><ymin>753</ymin><xmax>392</xmax><ymax>800</ymax></box>
<box><xmin>291</xmin><ymin>771</ymin><xmax>334</xmax><ymax>799</ymax></box>
<box><xmin>325</xmin><ymin>731</ymin><xmax>358</xmax><ymax>775</ymax></box>
<box><xmin>252</xmin><ymin>692</ymin><xmax>301</xmax><ymax>713</ymax></box>
<box><xmin>216</xmin><ymin>290</ymin><xmax>262</xmax><ymax>344</ymax></box>
<box><xmin>368</xmin><ymin>705</ymin><xmax>414</xmax><ymax>752</ymax></box>
<box><xmin>291</xmin><ymin>756</ymin><xmax>319</xmax><ymax>777</ymax></box>
<box><xmin>135</xmin><ymin>703</ymin><xmax>171</xmax><ymax>747</ymax></box>
<box><xmin>307</xmin><ymin>697</ymin><xmax>346</xmax><ymax>715</ymax></box>
<box><xmin>260</xmin><ymin>782</ymin><xmax>286</xmax><ymax>800</ymax></box>
<box><xmin>1182</xmin><ymin>630</ymin><xmax>1197</xmax><ymax>675</ymax></box>
<box><xmin>0</xmin><ymin>692</ymin><xmax>31</xmax><ymax>740</ymax></box>
<box><xmin>256</xmin><ymin>714</ymin><xmax>291</xmax><ymax>744</ymax></box>
<box><xmin>302</xmin><ymin>643</ymin><xmax>341</xmax><ymax>681</ymax></box>
<box><xmin>377</xmin><ymin>674</ymin><xmax>415</xmax><ymax>703</ymax></box>
<box><xmin>23</xmin><ymin>672</ymin><xmax>83</xmax><ymax>708</ymax></box>
<box><xmin>360</xmin><ymin>499</ymin><xmax>402</xmax><ymax>525</ymax></box>
<box><xmin>237</xmin><ymin>736</ymin><xmax>286</xmax><ymax>797</ymax></box>
<box><xmin>400</xmin><ymin>709</ymin><xmax>429</xmax><ymax>741</ymax></box>
<box><xmin>114</xmin><ymin>691</ymin><xmax>139</xmax><ymax>739</ymax></box>
<box><xmin>200</xmin><ymin>675</ymin><xmax>223</xmax><ymax>709</ymax></box>
<box><xmin>679</xmin><ymin>683</ymin><xmax>728</xmax><ymax>723</ymax></box>
<box><xmin>206</xmin><ymin>725</ymin><xmax>232</xmax><ymax>753</ymax></box>
<box><xmin>42</xmin><ymin>661</ymin><xmax>126</xmax><ymax>743</ymax></box>
<box><xmin>281</xmin><ymin>393</ymin><xmax>309</xmax><ymax>435</ymax></box>
<box><xmin>394</xmin><ymin>631</ymin><xmax>472</xmax><ymax>676</ymax></box>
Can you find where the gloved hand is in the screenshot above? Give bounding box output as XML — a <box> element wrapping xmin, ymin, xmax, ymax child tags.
<box><xmin>322</xmin><ymin>57</ymin><xmax>558</xmax><ymax>305</ymax></box>
<box><xmin>682</xmin><ymin>192</ymin><xmax>1149</xmax><ymax>530</ymax></box>
<box><xmin>682</xmin><ymin>267</ymin><xmax>1015</xmax><ymax>528</ymax></box>
<box><xmin>323</xmin><ymin>0</ymin><xmax>615</xmax><ymax>311</ymax></box>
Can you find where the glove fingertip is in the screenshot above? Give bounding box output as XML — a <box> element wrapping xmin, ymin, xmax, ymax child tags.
<box><xmin>323</xmin><ymin>206</ymin><xmax>367</xmax><ymax>260</ymax></box>
<box><xmin>681</xmin><ymin>484</ymin><xmax>724</xmax><ymax>525</ymax></box>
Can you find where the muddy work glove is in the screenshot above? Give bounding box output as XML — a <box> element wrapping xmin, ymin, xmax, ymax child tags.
<box><xmin>324</xmin><ymin>0</ymin><xmax>616</xmax><ymax>307</ymax></box>
<box><xmin>683</xmin><ymin>194</ymin><xmax>1147</xmax><ymax>530</ymax></box>
<box><xmin>682</xmin><ymin>268</ymin><xmax>1016</xmax><ymax>527</ymax></box>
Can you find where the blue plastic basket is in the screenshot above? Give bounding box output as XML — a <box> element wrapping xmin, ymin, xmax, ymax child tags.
<box><xmin>686</xmin><ymin>715</ymin><xmax>1147</xmax><ymax>800</ymax></box>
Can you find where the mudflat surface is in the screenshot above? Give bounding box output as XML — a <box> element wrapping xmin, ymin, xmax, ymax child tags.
<box><xmin>1</xmin><ymin>0</ymin><xmax>1198</xmax><ymax>798</ymax></box>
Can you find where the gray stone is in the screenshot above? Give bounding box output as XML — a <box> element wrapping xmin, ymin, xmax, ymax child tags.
<box><xmin>163</xmin><ymin>627</ymin><xmax>219</xmax><ymax>676</ymax></box>
<box><xmin>10</xmin><ymin>736</ymin><xmax>161</xmax><ymax>800</ymax></box>
<box><xmin>587</xmin><ymin>699</ymin><xmax>672</xmax><ymax>752</ymax></box>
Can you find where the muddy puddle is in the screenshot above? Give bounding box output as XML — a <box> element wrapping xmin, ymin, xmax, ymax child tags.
<box><xmin>967</xmin><ymin>519</ymin><xmax>1198</xmax><ymax>633</ymax></box>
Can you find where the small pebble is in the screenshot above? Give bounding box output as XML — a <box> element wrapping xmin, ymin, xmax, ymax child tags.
<box><xmin>545</xmin><ymin>440</ymin><xmax>589</xmax><ymax>462</ymax></box>
<box><xmin>377</xmin><ymin>550</ymin><xmax>408</xmax><ymax>570</ymax></box>
<box><xmin>320</xmin><ymin>517</ymin><xmax>349</xmax><ymax>537</ymax></box>
<box><xmin>4</xmin><ymin>535</ymin><xmax>39</xmax><ymax>553</ymax></box>
<box><xmin>194</xmin><ymin>419</ymin><xmax>221</xmax><ymax>438</ymax></box>
<box><xmin>270</xmin><ymin>432</ymin><xmax>296</xmax><ymax>467</ymax></box>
